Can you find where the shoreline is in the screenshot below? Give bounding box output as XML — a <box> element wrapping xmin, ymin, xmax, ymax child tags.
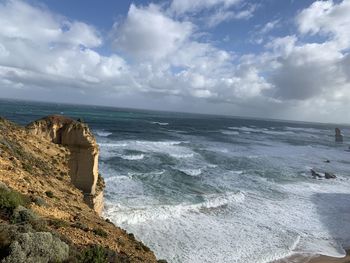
<box><xmin>273</xmin><ymin>250</ymin><xmax>350</xmax><ymax>263</ymax></box>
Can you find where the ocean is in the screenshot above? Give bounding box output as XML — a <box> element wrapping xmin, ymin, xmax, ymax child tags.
<box><xmin>1</xmin><ymin>98</ymin><xmax>350</xmax><ymax>263</ymax></box>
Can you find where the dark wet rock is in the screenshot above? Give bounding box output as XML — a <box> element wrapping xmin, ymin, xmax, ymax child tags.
<box><xmin>311</xmin><ymin>169</ymin><xmax>323</xmax><ymax>178</ymax></box>
<box><xmin>325</xmin><ymin>172</ymin><xmax>336</xmax><ymax>179</ymax></box>
<box><xmin>335</xmin><ymin>128</ymin><xmax>343</xmax><ymax>142</ymax></box>
<box><xmin>324</xmin><ymin>159</ymin><xmax>330</xmax><ymax>163</ymax></box>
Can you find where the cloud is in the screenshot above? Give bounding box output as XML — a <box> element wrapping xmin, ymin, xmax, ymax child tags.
<box><xmin>0</xmin><ymin>0</ymin><xmax>132</xmax><ymax>97</ymax></box>
<box><xmin>169</xmin><ymin>0</ymin><xmax>256</xmax><ymax>27</ymax></box>
<box><xmin>169</xmin><ymin>0</ymin><xmax>242</xmax><ymax>15</ymax></box>
<box><xmin>112</xmin><ymin>4</ymin><xmax>193</xmax><ymax>61</ymax></box>
<box><xmin>206</xmin><ymin>4</ymin><xmax>257</xmax><ymax>27</ymax></box>
<box><xmin>265</xmin><ymin>0</ymin><xmax>350</xmax><ymax>101</ymax></box>
<box><xmin>296</xmin><ymin>0</ymin><xmax>350</xmax><ymax>48</ymax></box>
<box><xmin>1</xmin><ymin>0</ymin><xmax>350</xmax><ymax>123</ymax></box>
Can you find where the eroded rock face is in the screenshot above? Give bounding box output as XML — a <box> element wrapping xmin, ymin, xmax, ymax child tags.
<box><xmin>26</xmin><ymin>115</ymin><xmax>102</xmax><ymax>214</ymax></box>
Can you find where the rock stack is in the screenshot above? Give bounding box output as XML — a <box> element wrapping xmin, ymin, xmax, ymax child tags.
<box><xmin>26</xmin><ymin>115</ymin><xmax>104</xmax><ymax>215</ymax></box>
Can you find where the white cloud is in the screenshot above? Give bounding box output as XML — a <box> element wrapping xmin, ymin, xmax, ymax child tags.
<box><xmin>0</xmin><ymin>0</ymin><xmax>132</xmax><ymax>96</ymax></box>
<box><xmin>296</xmin><ymin>0</ymin><xmax>350</xmax><ymax>49</ymax></box>
<box><xmin>169</xmin><ymin>0</ymin><xmax>256</xmax><ymax>27</ymax></box>
<box><xmin>170</xmin><ymin>0</ymin><xmax>242</xmax><ymax>15</ymax></box>
<box><xmin>112</xmin><ymin>4</ymin><xmax>192</xmax><ymax>61</ymax></box>
<box><xmin>1</xmin><ymin>0</ymin><xmax>350</xmax><ymax>123</ymax></box>
<box><xmin>206</xmin><ymin>4</ymin><xmax>256</xmax><ymax>27</ymax></box>
<box><xmin>264</xmin><ymin>0</ymin><xmax>350</xmax><ymax>102</ymax></box>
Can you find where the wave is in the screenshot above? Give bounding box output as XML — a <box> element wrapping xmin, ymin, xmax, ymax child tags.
<box><xmin>179</xmin><ymin>168</ymin><xmax>202</xmax><ymax>176</ymax></box>
<box><xmin>95</xmin><ymin>130</ymin><xmax>112</xmax><ymax>137</ymax></box>
<box><xmin>228</xmin><ymin>126</ymin><xmax>258</xmax><ymax>133</ymax></box>
<box><xmin>170</xmin><ymin>153</ymin><xmax>194</xmax><ymax>158</ymax></box>
<box><xmin>151</xmin><ymin>121</ymin><xmax>169</xmax><ymax>126</ymax></box>
<box><xmin>120</xmin><ymin>154</ymin><xmax>144</xmax><ymax>160</ymax></box>
<box><xmin>105</xmin><ymin>191</ymin><xmax>245</xmax><ymax>224</ymax></box>
<box><xmin>221</xmin><ymin>130</ymin><xmax>239</xmax><ymax>135</ymax></box>
<box><xmin>99</xmin><ymin>142</ymin><xmax>128</xmax><ymax>147</ymax></box>
<box><xmin>284</xmin><ymin>126</ymin><xmax>322</xmax><ymax>133</ymax></box>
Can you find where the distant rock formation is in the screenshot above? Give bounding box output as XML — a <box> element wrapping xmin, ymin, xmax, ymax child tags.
<box><xmin>335</xmin><ymin>128</ymin><xmax>343</xmax><ymax>142</ymax></box>
<box><xmin>311</xmin><ymin>169</ymin><xmax>323</xmax><ymax>178</ymax></box>
<box><xmin>26</xmin><ymin>115</ymin><xmax>103</xmax><ymax>214</ymax></box>
<box><xmin>311</xmin><ymin>169</ymin><xmax>336</xmax><ymax>179</ymax></box>
<box><xmin>325</xmin><ymin>172</ymin><xmax>336</xmax><ymax>179</ymax></box>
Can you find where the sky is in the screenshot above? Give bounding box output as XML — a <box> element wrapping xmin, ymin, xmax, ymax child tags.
<box><xmin>0</xmin><ymin>0</ymin><xmax>350</xmax><ymax>123</ymax></box>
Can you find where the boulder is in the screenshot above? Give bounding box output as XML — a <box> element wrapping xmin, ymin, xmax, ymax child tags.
<box><xmin>325</xmin><ymin>172</ymin><xmax>336</xmax><ymax>179</ymax></box>
<box><xmin>311</xmin><ymin>169</ymin><xmax>323</xmax><ymax>178</ymax></box>
<box><xmin>335</xmin><ymin>128</ymin><xmax>343</xmax><ymax>142</ymax></box>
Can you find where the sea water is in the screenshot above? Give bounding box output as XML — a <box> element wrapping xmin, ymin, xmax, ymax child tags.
<box><xmin>2</xmin><ymin>99</ymin><xmax>350</xmax><ymax>263</ymax></box>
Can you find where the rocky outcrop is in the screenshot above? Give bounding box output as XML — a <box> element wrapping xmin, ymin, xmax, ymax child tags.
<box><xmin>0</xmin><ymin>117</ymin><xmax>159</xmax><ymax>263</ymax></box>
<box><xmin>26</xmin><ymin>115</ymin><xmax>102</xmax><ymax>214</ymax></box>
<box><xmin>335</xmin><ymin>128</ymin><xmax>343</xmax><ymax>142</ymax></box>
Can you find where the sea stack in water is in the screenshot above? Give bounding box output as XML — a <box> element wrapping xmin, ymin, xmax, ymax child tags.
<box><xmin>26</xmin><ymin>115</ymin><xmax>104</xmax><ymax>215</ymax></box>
<box><xmin>335</xmin><ymin>128</ymin><xmax>343</xmax><ymax>142</ymax></box>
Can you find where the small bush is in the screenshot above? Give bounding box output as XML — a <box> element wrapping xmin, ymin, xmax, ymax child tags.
<box><xmin>0</xmin><ymin>188</ymin><xmax>27</xmax><ymax>213</ymax></box>
<box><xmin>93</xmin><ymin>228</ymin><xmax>108</xmax><ymax>238</ymax></box>
<box><xmin>22</xmin><ymin>162</ymin><xmax>34</xmax><ymax>173</ymax></box>
<box><xmin>80</xmin><ymin>245</ymin><xmax>108</xmax><ymax>263</ymax></box>
<box><xmin>72</xmin><ymin>222</ymin><xmax>89</xmax><ymax>232</ymax></box>
<box><xmin>49</xmin><ymin>218</ymin><xmax>69</xmax><ymax>229</ymax></box>
<box><xmin>10</xmin><ymin>205</ymin><xmax>37</xmax><ymax>224</ymax></box>
<box><xmin>45</xmin><ymin>191</ymin><xmax>54</xmax><ymax>198</ymax></box>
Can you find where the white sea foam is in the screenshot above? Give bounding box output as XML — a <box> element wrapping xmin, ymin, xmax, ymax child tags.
<box><xmin>100</xmin><ymin>122</ymin><xmax>350</xmax><ymax>263</ymax></box>
<box><xmin>99</xmin><ymin>142</ymin><xmax>128</xmax><ymax>147</ymax></box>
<box><xmin>95</xmin><ymin>130</ymin><xmax>112</xmax><ymax>137</ymax></box>
<box><xmin>228</xmin><ymin>126</ymin><xmax>259</xmax><ymax>132</ymax></box>
<box><xmin>120</xmin><ymin>154</ymin><xmax>144</xmax><ymax>160</ymax></box>
<box><xmin>99</xmin><ymin>140</ymin><xmax>194</xmax><ymax>161</ymax></box>
<box><xmin>104</xmin><ymin>191</ymin><xmax>245</xmax><ymax>224</ymax></box>
<box><xmin>179</xmin><ymin>168</ymin><xmax>202</xmax><ymax>176</ymax></box>
<box><xmin>151</xmin><ymin>121</ymin><xmax>169</xmax><ymax>126</ymax></box>
<box><xmin>170</xmin><ymin>153</ymin><xmax>194</xmax><ymax>158</ymax></box>
<box><xmin>221</xmin><ymin>130</ymin><xmax>239</xmax><ymax>135</ymax></box>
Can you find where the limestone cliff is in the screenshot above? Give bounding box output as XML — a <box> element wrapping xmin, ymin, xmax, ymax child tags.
<box><xmin>0</xmin><ymin>116</ymin><xmax>161</xmax><ymax>263</ymax></box>
<box><xmin>26</xmin><ymin>115</ymin><xmax>103</xmax><ymax>214</ymax></box>
<box><xmin>26</xmin><ymin>115</ymin><xmax>98</xmax><ymax>194</ymax></box>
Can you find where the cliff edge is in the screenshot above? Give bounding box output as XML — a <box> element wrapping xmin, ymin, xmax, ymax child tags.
<box><xmin>26</xmin><ymin>115</ymin><xmax>103</xmax><ymax>215</ymax></box>
<box><xmin>0</xmin><ymin>116</ymin><xmax>161</xmax><ymax>263</ymax></box>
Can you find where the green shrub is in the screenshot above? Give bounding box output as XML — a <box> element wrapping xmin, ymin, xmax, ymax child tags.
<box><xmin>80</xmin><ymin>245</ymin><xmax>108</xmax><ymax>263</ymax></box>
<box><xmin>49</xmin><ymin>218</ymin><xmax>69</xmax><ymax>229</ymax></box>
<box><xmin>92</xmin><ymin>228</ymin><xmax>108</xmax><ymax>238</ymax></box>
<box><xmin>45</xmin><ymin>191</ymin><xmax>54</xmax><ymax>198</ymax></box>
<box><xmin>10</xmin><ymin>205</ymin><xmax>37</xmax><ymax>224</ymax></box>
<box><xmin>0</xmin><ymin>188</ymin><xmax>27</xmax><ymax>213</ymax></box>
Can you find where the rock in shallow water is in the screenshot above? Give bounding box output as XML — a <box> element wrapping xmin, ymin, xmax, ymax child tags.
<box><xmin>325</xmin><ymin>172</ymin><xmax>336</xmax><ymax>179</ymax></box>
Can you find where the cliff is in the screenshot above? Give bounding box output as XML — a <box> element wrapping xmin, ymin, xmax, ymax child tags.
<box><xmin>0</xmin><ymin>116</ymin><xmax>161</xmax><ymax>263</ymax></box>
<box><xmin>26</xmin><ymin>115</ymin><xmax>103</xmax><ymax>214</ymax></box>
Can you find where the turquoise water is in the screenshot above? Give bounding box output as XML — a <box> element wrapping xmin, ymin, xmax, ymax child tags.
<box><xmin>2</xmin><ymin>98</ymin><xmax>350</xmax><ymax>263</ymax></box>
